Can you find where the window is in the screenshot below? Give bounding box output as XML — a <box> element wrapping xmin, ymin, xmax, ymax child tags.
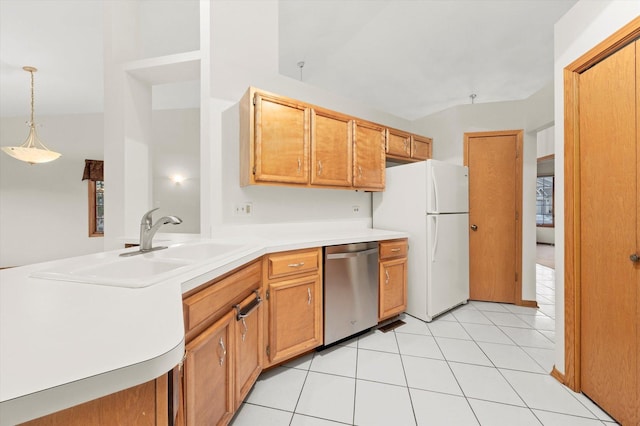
<box><xmin>536</xmin><ymin>176</ymin><xmax>554</xmax><ymax>226</ymax></box>
<box><xmin>89</xmin><ymin>180</ymin><xmax>104</xmax><ymax>236</ymax></box>
<box><xmin>83</xmin><ymin>159</ymin><xmax>104</xmax><ymax>237</ymax></box>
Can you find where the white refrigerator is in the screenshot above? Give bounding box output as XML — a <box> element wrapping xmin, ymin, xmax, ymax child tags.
<box><xmin>372</xmin><ymin>159</ymin><xmax>469</xmax><ymax>322</ymax></box>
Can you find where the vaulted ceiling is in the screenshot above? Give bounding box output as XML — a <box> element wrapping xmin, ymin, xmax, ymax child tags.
<box><xmin>0</xmin><ymin>0</ymin><xmax>577</xmax><ymax>120</ymax></box>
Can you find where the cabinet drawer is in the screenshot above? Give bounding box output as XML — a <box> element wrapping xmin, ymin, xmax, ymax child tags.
<box><xmin>379</xmin><ymin>239</ymin><xmax>408</xmax><ymax>260</ymax></box>
<box><xmin>266</xmin><ymin>248</ymin><xmax>320</xmax><ymax>280</ymax></box>
<box><xmin>183</xmin><ymin>260</ymin><xmax>261</xmax><ymax>340</ymax></box>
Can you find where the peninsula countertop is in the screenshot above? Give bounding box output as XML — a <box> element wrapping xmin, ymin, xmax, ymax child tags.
<box><xmin>0</xmin><ymin>222</ymin><xmax>407</xmax><ymax>425</ymax></box>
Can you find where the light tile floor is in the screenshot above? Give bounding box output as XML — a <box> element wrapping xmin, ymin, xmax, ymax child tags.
<box><xmin>231</xmin><ymin>265</ymin><xmax>619</xmax><ymax>426</ymax></box>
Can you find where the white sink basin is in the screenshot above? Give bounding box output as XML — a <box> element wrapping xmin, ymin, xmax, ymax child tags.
<box><xmin>30</xmin><ymin>241</ymin><xmax>253</xmax><ymax>288</ymax></box>
<box><xmin>31</xmin><ymin>257</ymin><xmax>193</xmax><ymax>288</ymax></box>
<box><xmin>149</xmin><ymin>242</ymin><xmax>245</xmax><ymax>261</ymax></box>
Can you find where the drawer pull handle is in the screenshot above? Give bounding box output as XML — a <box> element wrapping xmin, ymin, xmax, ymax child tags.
<box><xmin>218</xmin><ymin>337</ymin><xmax>227</xmax><ymax>366</ymax></box>
<box><xmin>235</xmin><ymin>290</ymin><xmax>262</xmax><ymax>320</ymax></box>
<box><xmin>385</xmin><ymin>269</ymin><xmax>389</xmax><ymax>284</ymax></box>
<box><xmin>288</xmin><ymin>262</ymin><xmax>305</xmax><ymax>268</ymax></box>
<box><xmin>390</xmin><ymin>248</ymin><xmax>401</xmax><ymax>252</ymax></box>
<box><xmin>307</xmin><ymin>288</ymin><xmax>312</xmax><ymax>305</ymax></box>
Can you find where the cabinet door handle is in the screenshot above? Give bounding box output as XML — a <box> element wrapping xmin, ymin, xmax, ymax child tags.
<box><xmin>288</xmin><ymin>262</ymin><xmax>305</xmax><ymax>268</ymax></box>
<box><xmin>240</xmin><ymin>318</ymin><xmax>248</xmax><ymax>342</ymax></box>
<box><xmin>404</xmin><ymin>139</ymin><xmax>410</xmax><ymax>154</ymax></box>
<box><xmin>318</xmin><ymin>160</ymin><xmax>323</xmax><ymax>176</ymax></box>
<box><xmin>297</xmin><ymin>157</ymin><xmax>301</xmax><ymax>174</ymax></box>
<box><xmin>218</xmin><ymin>337</ymin><xmax>227</xmax><ymax>366</ymax></box>
<box><xmin>385</xmin><ymin>269</ymin><xmax>389</xmax><ymax>284</ymax></box>
<box><xmin>358</xmin><ymin>165</ymin><xmax>363</xmax><ymax>178</ymax></box>
<box><xmin>307</xmin><ymin>287</ymin><xmax>312</xmax><ymax>305</ymax></box>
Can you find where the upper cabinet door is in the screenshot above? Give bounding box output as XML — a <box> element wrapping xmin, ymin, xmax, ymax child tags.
<box><xmin>310</xmin><ymin>108</ymin><xmax>353</xmax><ymax>187</ymax></box>
<box><xmin>386</xmin><ymin>128</ymin><xmax>412</xmax><ymax>158</ymax></box>
<box><xmin>254</xmin><ymin>94</ymin><xmax>309</xmax><ymax>184</ymax></box>
<box><xmin>411</xmin><ymin>134</ymin><xmax>433</xmax><ymax>160</ymax></box>
<box><xmin>353</xmin><ymin>121</ymin><xmax>386</xmax><ymax>190</ymax></box>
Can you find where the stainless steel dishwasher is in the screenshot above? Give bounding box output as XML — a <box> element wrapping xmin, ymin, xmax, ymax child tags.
<box><xmin>324</xmin><ymin>242</ymin><xmax>379</xmax><ymax>345</ymax></box>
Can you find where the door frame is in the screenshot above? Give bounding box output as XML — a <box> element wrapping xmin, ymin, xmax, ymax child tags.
<box><xmin>562</xmin><ymin>16</ymin><xmax>640</xmax><ymax>392</ymax></box>
<box><xmin>463</xmin><ymin>129</ymin><xmax>524</xmax><ymax>305</ymax></box>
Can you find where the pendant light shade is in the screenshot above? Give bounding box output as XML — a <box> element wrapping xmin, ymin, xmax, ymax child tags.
<box><xmin>1</xmin><ymin>66</ymin><xmax>61</xmax><ymax>165</ymax></box>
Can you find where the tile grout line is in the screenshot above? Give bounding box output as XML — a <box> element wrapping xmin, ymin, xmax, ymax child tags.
<box><xmin>393</xmin><ymin>329</ymin><xmax>419</xmax><ymax>426</ymax></box>
<box><xmin>428</xmin><ymin>316</ymin><xmax>483</xmax><ymax>426</ymax></box>
<box><xmin>288</xmin><ymin>354</ymin><xmax>313</xmax><ymax>426</ymax></box>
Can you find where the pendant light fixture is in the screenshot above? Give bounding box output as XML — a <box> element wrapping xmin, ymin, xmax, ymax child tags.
<box><xmin>1</xmin><ymin>66</ymin><xmax>61</xmax><ymax>164</ymax></box>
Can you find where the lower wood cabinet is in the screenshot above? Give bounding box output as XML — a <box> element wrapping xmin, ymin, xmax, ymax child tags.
<box><xmin>178</xmin><ymin>260</ymin><xmax>263</xmax><ymax>426</ymax></box>
<box><xmin>379</xmin><ymin>239</ymin><xmax>408</xmax><ymax>321</ymax></box>
<box><xmin>183</xmin><ymin>310</ymin><xmax>234</xmax><ymax>426</ymax></box>
<box><xmin>233</xmin><ymin>291</ymin><xmax>263</xmax><ymax>409</ymax></box>
<box><xmin>20</xmin><ymin>379</ymin><xmax>163</xmax><ymax>426</ymax></box>
<box><xmin>263</xmin><ymin>248</ymin><xmax>323</xmax><ymax>367</ymax></box>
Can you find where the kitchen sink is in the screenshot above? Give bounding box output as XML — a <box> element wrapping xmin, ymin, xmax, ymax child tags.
<box><xmin>30</xmin><ymin>257</ymin><xmax>193</xmax><ymax>288</ymax></box>
<box><xmin>30</xmin><ymin>241</ymin><xmax>253</xmax><ymax>288</ymax></box>
<box><xmin>149</xmin><ymin>241</ymin><xmax>245</xmax><ymax>261</ymax></box>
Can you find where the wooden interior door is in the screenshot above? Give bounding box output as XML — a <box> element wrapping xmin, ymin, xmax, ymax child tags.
<box><xmin>464</xmin><ymin>131</ymin><xmax>522</xmax><ymax>303</ymax></box>
<box><xmin>578</xmin><ymin>39</ymin><xmax>638</xmax><ymax>425</ymax></box>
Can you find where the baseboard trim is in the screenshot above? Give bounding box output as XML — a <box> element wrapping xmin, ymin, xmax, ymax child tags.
<box><xmin>550</xmin><ymin>366</ymin><xmax>565</xmax><ymax>385</ymax></box>
<box><xmin>519</xmin><ymin>300</ymin><xmax>539</xmax><ymax>308</ymax></box>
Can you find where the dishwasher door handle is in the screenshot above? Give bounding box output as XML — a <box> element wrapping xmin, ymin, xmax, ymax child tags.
<box><xmin>325</xmin><ymin>247</ymin><xmax>379</xmax><ymax>260</ymax></box>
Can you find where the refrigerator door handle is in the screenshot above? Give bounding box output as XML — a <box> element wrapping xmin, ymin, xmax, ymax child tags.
<box><xmin>431</xmin><ymin>166</ymin><xmax>439</xmax><ymax>213</ymax></box>
<box><xmin>431</xmin><ymin>215</ymin><xmax>439</xmax><ymax>262</ymax></box>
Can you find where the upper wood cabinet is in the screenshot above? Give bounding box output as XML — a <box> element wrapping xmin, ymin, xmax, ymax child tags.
<box><xmin>386</xmin><ymin>128</ymin><xmax>412</xmax><ymax>158</ymax></box>
<box><xmin>411</xmin><ymin>134</ymin><xmax>433</xmax><ymax>161</ymax></box>
<box><xmin>353</xmin><ymin>121</ymin><xmax>386</xmax><ymax>191</ymax></box>
<box><xmin>240</xmin><ymin>87</ymin><xmax>433</xmax><ymax>191</ymax></box>
<box><xmin>386</xmin><ymin>128</ymin><xmax>433</xmax><ymax>162</ymax></box>
<box><xmin>310</xmin><ymin>108</ymin><xmax>353</xmax><ymax>187</ymax></box>
<box><xmin>252</xmin><ymin>93</ymin><xmax>310</xmax><ymax>185</ymax></box>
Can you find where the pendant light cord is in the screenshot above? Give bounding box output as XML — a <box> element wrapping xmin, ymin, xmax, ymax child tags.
<box><xmin>29</xmin><ymin>69</ymin><xmax>35</xmax><ymax>126</ymax></box>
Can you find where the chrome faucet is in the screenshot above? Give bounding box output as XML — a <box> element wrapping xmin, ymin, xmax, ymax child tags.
<box><xmin>120</xmin><ymin>208</ymin><xmax>182</xmax><ymax>257</ymax></box>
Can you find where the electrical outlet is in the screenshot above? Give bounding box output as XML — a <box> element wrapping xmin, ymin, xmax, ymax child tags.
<box><xmin>352</xmin><ymin>205</ymin><xmax>360</xmax><ymax>214</ymax></box>
<box><xmin>234</xmin><ymin>202</ymin><xmax>253</xmax><ymax>216</ymax></box>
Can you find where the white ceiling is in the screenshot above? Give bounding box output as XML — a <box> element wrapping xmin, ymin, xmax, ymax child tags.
<box><xmin>0</xmin><ymin>0</ymin><xmax>577</xmax><ymax>120</ymax></box>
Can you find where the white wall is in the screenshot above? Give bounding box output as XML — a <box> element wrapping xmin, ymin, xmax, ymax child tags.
<box><xmin>207</xmin><ymin>0</ymin><xmax>412</xmax><ymax>231</ymax></box>
<box><xmin>537</xmin><ymin>125</ymin><xmax>555</xmax><ymax>158</ymax></box>
<box><xmin>151</xmin><ymin>108</ymin><xmax>200</xmax><ymax>233</ymax></box>
<box><xmin>410</xmin><ymin>88</ymin><xmax>552</xmax><ymax>303</ymax></box>
<box><xmin>0</xmin><ymin>114</ymin><xmax>104</xmax><ymax>267</ymax></box>
<box><xmin>553</xmin><ymin>0</ymin><xmax>640</xmax><ymax>375</ymax></box>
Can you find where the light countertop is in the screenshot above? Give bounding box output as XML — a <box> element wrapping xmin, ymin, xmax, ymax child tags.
<box><xmin>0</xmin><ymin>222</ymin><xmax>406</xmax><ymax>425</ymax></box>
